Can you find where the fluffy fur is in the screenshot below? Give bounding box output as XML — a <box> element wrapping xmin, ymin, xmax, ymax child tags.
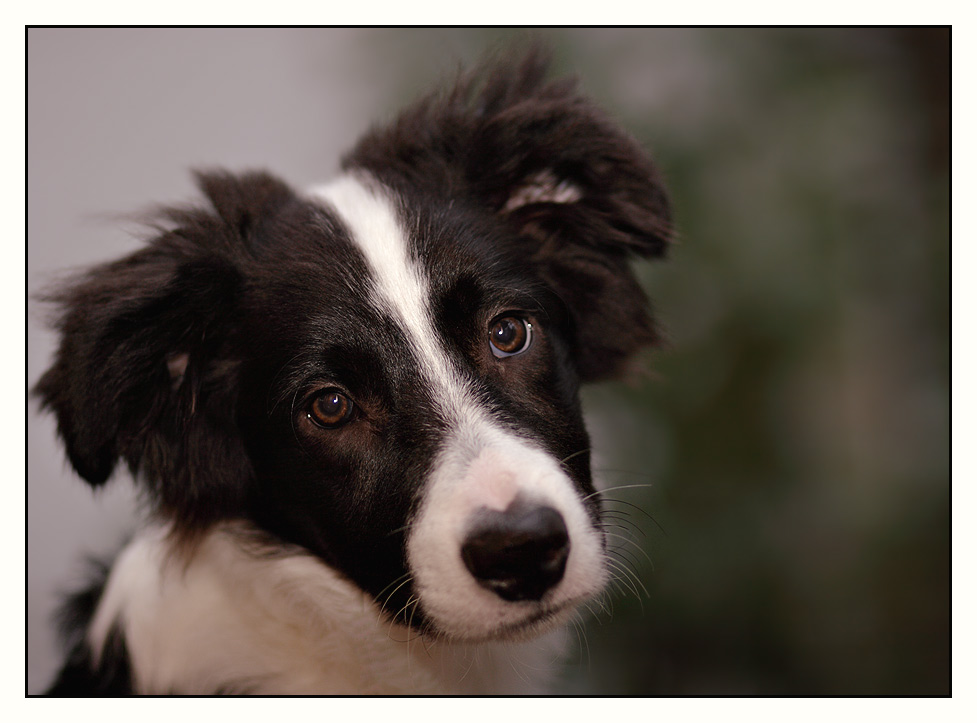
<box><xmin>35</xmin><ymin>49</ymin><xmax>671</xmax><ymax>695</ymax></box>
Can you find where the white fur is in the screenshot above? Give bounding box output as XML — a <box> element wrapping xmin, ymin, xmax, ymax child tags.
<box><xmin>88</xmin><ymin>523</ymin><xmax>568</xmax><ymax>694</ymax></box>
<box><xmin>309</xmin><ymin>175</ymin><xmax>607</xmax><ymax>642</ymax></box>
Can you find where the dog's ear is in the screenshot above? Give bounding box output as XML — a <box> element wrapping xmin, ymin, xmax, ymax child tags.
<box><xmin>34</xmin><ymin>171</ymin><xmax>293</xmax><ymax>530</ymax></box>
<box><xmin>343</xmin><ymin>48</ymin><xmax>672</xmax><ymax>381</ymax></box>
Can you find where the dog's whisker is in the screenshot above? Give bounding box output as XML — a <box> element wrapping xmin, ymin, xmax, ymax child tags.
<box><xmin>606</xmin><ymin>578</ymin><xmax>629</xmax><ymax>602</ymax></box>
<box><xmin>603</xmin><ymin>531</ymin><xmax>656</xmax><ymax>568</ymax></box>
<box><xmin>389</xmin><ymin>596</ymin><xmax>424</xmax><ymax>656</ymax></box>
<box><xmin>267</xmin><ymin>350</ymin><xmax>312</xmax><ymax>415</ymax></box>
<box><xmin>607</xmin><ymin>546</ymin><xmax>649</xmax><ymax>577</ymax></box>
<box><xmin>420</xmin><ymin>629</ymin><xmax>438</xmax><ymax>659</ymax></box>
<box><xmin>605</xmin><ymin>557</ymin><xmax>650</xmax><ymax>601</ymax></box>
<box><xmin>590</xmin><ymin>592</ymin><xmax>613</xmax><ymax>619</ymax></box>
<box><xmin>560</xmin><ymin>448</ymin><xmax>591</xmax><ymax>467</ymax></box>
<box><xmin>591</xmin><ymin>468</ymin><xmax>658</xmax><ymax>481</ymax></box>
<box><xmin>375</xmin><ymin>571</ymin><xmax>413</xmax><ymax>601</ymax></box>
<box><xmin>405</xmin><ymin>596</ymin><xmax>422</xmax><ymax>681</ymax></box>
<box><xmin>601</xmin><ymin>497</ymin><xmax>668</xmax><ymax>536</ymax></box>
<box><xmin>599</xmin><ymin>523</ymin><xmax>644</xmax><ymax>545</ymax></box>
<box><xmin>457</xmin><ymin>643</ymin><xmax>479</xmax><ymax>685</ymax></box>
<box><xmin>598</xmin><ymin>513</ymin><xmax>647</xmax><ymax>539</ymax></box>
<box><xmin>603</xmin><ymin>526</ymin><xmax>648</xmax><ymax>548</ymax></box>
<box><xmin>385</xmin><ymin>522</ymin><xmax>419</xmax><ymax>538</ymax></box>
<box><xmin>598</xmin><ymin>509</ymin><xmax>642</xmax><ymax>526</ymax></box>
<box><xmin>606</xmin><ymin>575</ymin><xmax>643</xmax><ymax>616</ymax></box>
<box><xmin>603</xmin><ymin>528</ymin><xmax>641</xmax><ymax>549</ymax></box>
<box><xmin>570</xmin><ymin>611</ymin><xmax>592</xmax><ymax>671</ymax></box>
<box><xmin>503</xmin><ymin>646</ymin><xmax>534</xmax><ymax>688</ymax></box>
<box><xmin>610</xmin><ymin>552</ymin><xmax>648</xmax><ymax>593</ymax></box>
<box><xmin>583</xmin><ymin>482</ymin><xmax>655</xmax><ymax>501</ymax></box>
<box><xmin>604</xmin><ymin>563</ymin><xmax>641</xmax><ymax>600</ymax></box>
<box><xmin>375</xmin><ymin>573</ymin><xmax>414</xmax><ymax>626</ymax></box>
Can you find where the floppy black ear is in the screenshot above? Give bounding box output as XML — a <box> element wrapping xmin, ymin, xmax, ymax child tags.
<box><xmin>34</xmin><ymin>171</ymin><xmax>294</xmax><ymax>530</ymax></box>
<box><xmin>343</xmin><ymin>48</ymin><xmax>672</xmax><ymax>381</ymax></box>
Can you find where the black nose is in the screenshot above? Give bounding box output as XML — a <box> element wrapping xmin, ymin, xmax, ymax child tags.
<box><xmin>461</xmin><ymin>501</ymin><xmax>570</xmax><ymax>602</ymax></box>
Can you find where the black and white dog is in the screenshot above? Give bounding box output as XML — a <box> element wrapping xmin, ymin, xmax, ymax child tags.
<box><xmin>35</xmin><ymin>49</ymin><xmax>671</xmax><ymax>694</ymax></box>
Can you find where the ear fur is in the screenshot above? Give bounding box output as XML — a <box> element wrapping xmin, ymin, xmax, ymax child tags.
<box><xmin>34</xmin><ymin>171</ymin><xmax>294</xmax><ymax>530</ymax></box>
<box><xmin>343</xmin><ymin>47</ymin><xmax>673</xmax><ymax>381</ymax></box>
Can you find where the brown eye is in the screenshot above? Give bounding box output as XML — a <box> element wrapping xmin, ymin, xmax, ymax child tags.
<box><xmin>489</xmin><ymin>316</ymin><xmax>533</xmax><ymax>358</ymax></box>
<box><xmin>307</xmin><ymin>389</ymin><xmax>354</xmax><ymax>429</ymax></box>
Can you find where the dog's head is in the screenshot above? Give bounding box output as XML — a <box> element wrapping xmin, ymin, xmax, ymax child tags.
<box><xmin>35</xmin><ymin>51</ymin><xmax>671</xmax><ymax>642</ymax></box>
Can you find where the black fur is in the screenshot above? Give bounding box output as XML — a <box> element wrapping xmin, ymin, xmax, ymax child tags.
<box><xmin>344</xmin><ymin>49</ymin><xmax>672</xmax><ymax>380</ymax></box>
<box><xmin>35</xmin><ymin>49</ymin><xmax>671</xmax><ymax>693</ymax></box>
<box><xmin>46</xmin><ymin>560</ymin><xmax>133</xmax><ymax>695</ymax></box>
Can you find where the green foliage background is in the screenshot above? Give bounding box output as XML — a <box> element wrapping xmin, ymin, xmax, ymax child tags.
<box><xmin>380</xmin><ymin>28</ymin><xmax>949</xmax><ymax>694</ymax></box>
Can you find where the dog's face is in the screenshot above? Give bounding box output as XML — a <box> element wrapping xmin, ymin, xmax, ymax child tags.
<box><xmin>36</xmin><ymin>53</ymin><xmax>671</xmax><ymax>643</ymax></box>
<box><xmin>231</xmin><ymin>175</ymin><xmax>603</xmax><ymax>639</ymax></box>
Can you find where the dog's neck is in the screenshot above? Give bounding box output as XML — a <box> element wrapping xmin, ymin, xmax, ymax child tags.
<box><xmin>88</xmin><ymin>522</ymin><xmax>569</xmax><ymax>694</ymax></box>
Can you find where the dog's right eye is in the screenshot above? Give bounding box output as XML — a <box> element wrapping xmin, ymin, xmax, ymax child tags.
<box><xmin>307</xmin><ymin>389</ymin><xmax>355</xmax><ymax>429</ymax></box>
<box><xmin>489</xmin><ymin>315</ymin><xmax>533</xmax><ymax>358</ymax></box>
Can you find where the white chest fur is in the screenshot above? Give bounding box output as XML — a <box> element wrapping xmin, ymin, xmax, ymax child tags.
<box><xmin>87</xmin><ymin>524</ymin><xmax>569</xmax><ymax>694</ymax></box>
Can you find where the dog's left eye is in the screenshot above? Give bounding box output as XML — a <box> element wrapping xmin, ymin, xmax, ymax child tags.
<box><xmin>307</xmin><ymin>389</ymin><xmax>355</xmax><ymax>429</ymax></box>
<box><xmin>489</xmin><ymin>315</ymin><xmax>533</xmax><ymax>358</ymax></box>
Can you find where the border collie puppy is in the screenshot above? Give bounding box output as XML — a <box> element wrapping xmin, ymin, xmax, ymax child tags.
<box><xmin>35</xmin><ymin>49</ymin><xmax>671</xmax><ymax>695</ymax></box>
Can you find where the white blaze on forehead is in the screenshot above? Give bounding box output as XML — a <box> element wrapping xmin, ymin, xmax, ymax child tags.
<box><xmin>310</xmin><ymin>175</ymin><xmax>425</xmax><ymax>335</ymax></box>
<box><xmin>308</xmin><ymin>174</ymin><xmax>519</xmax><ymax>502</ymax></box>
<box><xmin>308</xmin><ymin>174</ymin><xmax>471</xmax><ymax>421</ymax></box>
<box><xmin>308</xmin><ymin>173</ymin><xmax>606</xmax><ymax>640</ymax></box>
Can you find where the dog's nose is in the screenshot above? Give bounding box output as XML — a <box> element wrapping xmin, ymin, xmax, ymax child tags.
<box><xmin>461</xmin><ymin>501</ymin><xmax>570</xmax><ymax>602</ymax></box>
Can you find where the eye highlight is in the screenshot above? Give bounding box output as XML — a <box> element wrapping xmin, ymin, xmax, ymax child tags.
<box><xmin>307</xmin><ymin>389</ymin><xmax>355</xmax><ymax>429</ymax></box>
<box><xmin>489</xmin><ymin>315</ymin><xmax>533</xmax><ymax>358</ymax></box>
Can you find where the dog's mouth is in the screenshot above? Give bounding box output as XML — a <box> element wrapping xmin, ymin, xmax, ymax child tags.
<box><xmin>489</xmin><ymin>598</ymin><xmax>582</xmax><ymax>640</ymax></box>
<box><xmin>379</xmin><ymin>583</ymin><xmax>578</xmax><ymax>641</ymax></box>
<box><xmin>422</xmin><ymin>596</ymin><xmax>580</xmax><ymax>644</ymax></box>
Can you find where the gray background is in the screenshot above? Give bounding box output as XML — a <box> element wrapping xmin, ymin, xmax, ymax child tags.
<box><xmin>28</xmin><ymin>27</ymin><xmax>418</xmax><ymax>693</ymax></box>
<box><xmin>28</xmin><ymin>28</ymin><xmax>949</xmax><ymax>695</ymax></box>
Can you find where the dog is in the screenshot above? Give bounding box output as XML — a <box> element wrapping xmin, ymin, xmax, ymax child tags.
<box><xmin>34</xmin><ymin>49</ymin><xmax>671</xmax><ymax>694</ymax></box>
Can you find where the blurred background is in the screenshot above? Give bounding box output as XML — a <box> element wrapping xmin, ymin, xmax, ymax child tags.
<box><xmin>27</xmin><ymin>28</ymin><xmax>949</xmax><ymax>695</ymax></box>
